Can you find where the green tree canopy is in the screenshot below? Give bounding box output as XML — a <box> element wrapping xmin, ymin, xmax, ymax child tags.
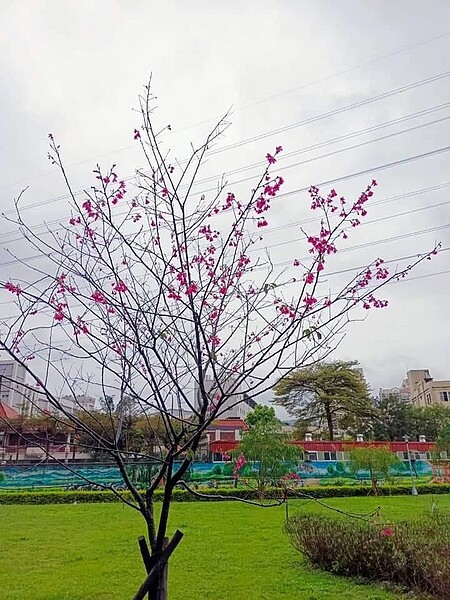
<box><xmin>436</xmin><ymin>416</ymin><xmax>450</xmax><ymax>453</ymax></box>
<box><xmin>348</xmin><ymin>445</ymin><xmax>400</xmax><ymax>495</ymax></box>
<box><xmin>370</xmin><ymin>394</ymin><xmax>414</xmax><ymax>441</ymax></box>
<box><xmin>410</xmin><ymin>404</ymin><xmax>450</xmax><ymax>441</ymax></box>
<box><xmin>273</xmin><ymin>360</ymin><xmax>372</xmax><ymax>440</ymax></box>
<box><xmin>245</xmin><ymin>404</ymin><xmax>277</xmax><ymax>427</ymax></box>
<box><xmin>235</xmin><ymin>406</ymin><xmax>300</xmax><ymax>491</ymax></box>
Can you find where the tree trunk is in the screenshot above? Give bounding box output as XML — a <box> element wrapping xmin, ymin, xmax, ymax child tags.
<box><xmin>325</xmin><ymin>404</ymin><xmax>334</xmax><ymax>441</ymax></box>
<box><xmin>133</xmin><ymin>531</ymin><xmax>183</xmax><ymax>600</ymax></box>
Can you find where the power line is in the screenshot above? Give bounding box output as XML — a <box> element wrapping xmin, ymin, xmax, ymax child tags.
<box><xmin>1</xmin><ymin>183</ymin><xmax>448</xmax><ymax>272</ymax></box>
<box><xmin>0</xmin><ymin>247</ymin><xmax>447</xmax><ymax>326</ymax></box>
<box><xmin>273</xmin><ymin>145</ymin><xmax>450</xmax><ymax>202</ymax></box>
<box><xmin>3</xmin><ymin>177</ymin><xmax>449</xmax><ymax>250</ymax></box>
<box><xmin>196</xmin><ymin>115</ymin><xmax>450</xmax><ymax>194</ymax></box>
<box><xmin>0</xmin><ymin>215</ymin><xmax>446</xmax><ymax>314</ymax></box>
<box><xmin>3</xmin><ymin>70</ymin><xmax>449</xmax><ymax>218</ymax></box>
<box><xmin>206</xmin><ymin>70</ymin><xmax>450</xmax><ymax>156</ymax></box>
<box><xmin>1</xmin><ymin>116</ymin><xmax>449</xmax><ymax>249</ymax></box>
<box><xmin>190</xmin><ymin>102</ymin><xmax>450</xmax><ymax>186</ymax></box>
<box><xmin>2</xmin><ymin>30</ymin><xmax>449</xmax><ymax>192</ymax></box>
<box><xmin>253</xmin><ymin>198</ymin><xmax>450</xmax><ymax>255</ymax></box>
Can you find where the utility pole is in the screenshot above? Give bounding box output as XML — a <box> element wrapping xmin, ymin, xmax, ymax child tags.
<box><xmin>403</xmin><ymin>435</ymin><xmax>418</xmax><ymax>495</ymax></box>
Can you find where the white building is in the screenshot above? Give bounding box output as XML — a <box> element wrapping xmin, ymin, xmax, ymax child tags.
<box><xmin>0</xmin><ymin>359</ymin><xmax>96</xmax><ymax>416</ymax></box>
<box><xmin>0</xmin><ymin>360</ymin><xmax>31</xmax><ymax>414</ymax></box>
<box><xmin>196</xmin><ymin>374</ymin><xmax>253</xmax><ymax>420</ymax></box>
<box><xmin>378</xmin><ymin>382</ymin><xmax>410</xmax><ymax>403</ymax></box>
<box><xmin>30</xmin><ymin>393</ymin><xmax>96</xmax><ymax>416</ymax></box>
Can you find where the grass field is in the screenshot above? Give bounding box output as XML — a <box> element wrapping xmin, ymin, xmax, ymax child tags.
<box><xmin>1</xmin><ymin>495</ymin><xmax>449</xmax><ymax>600</ymax></box>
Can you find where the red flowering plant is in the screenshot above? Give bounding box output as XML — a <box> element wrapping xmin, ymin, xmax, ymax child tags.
<box><xmin>0</xmin><ymin>83</ymin><xmax>439</xmax><ymax>597</ymax></box>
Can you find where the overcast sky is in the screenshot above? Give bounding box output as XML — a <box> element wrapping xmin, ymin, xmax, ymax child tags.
<box><xmin>1</xmin><ymin>0</ymin><xmax>450</xmax><ymax>402</ymax></box>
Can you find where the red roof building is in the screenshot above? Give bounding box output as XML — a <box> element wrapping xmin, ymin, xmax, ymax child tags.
<box><xmin>206</xmin><ymin>418</ymin><xmax>247</xmax><ymax>450</ymax></box>
<box><xmin>0</xmin><ymin>402</ymin><xmax>19</xmax><ymax>420</ymax></box>
<box><xmin>209</xmin><ymin>437</ymin><xmax>436</xmax><ymax>461</ymax></box>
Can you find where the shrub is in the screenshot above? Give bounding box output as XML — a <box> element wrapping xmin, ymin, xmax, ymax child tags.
<box><xmin>1</xmin><ymin>482</ymin><xmax>450</xmax><ymax>505</ymax></box>
<box><xmin>285</xmin><ymin>511</ymin><xmax>450</xmax><ymax>598</ymax></box>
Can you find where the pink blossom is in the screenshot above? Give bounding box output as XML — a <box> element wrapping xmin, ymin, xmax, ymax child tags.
<box><xmin>185</xmin><ymin>282</ymin><xmax>198</xmax><ymax>296</ymax></box>
<box><xmin>82</xmin><ymin>200</ymin><xmax>98</xmax><ymax>220</ymax></box>
<box><xmin>168</xmin><ymin>288</ymin><xmax>181</xmax><ymax>301</ymax></box>
<box><xmin>222</xmin><ymin>192</ymin><xmax>236</xmax><ymax>211</ymax></box>
<box><xmin>375</xmin><ymin>268</ymin><xmax>389</xmax><ymax>280</ymax></box>
<box><xmin>264</xmin><ymin>175</ymin><xmax>284</xmax><ymax>196</ymax></box>
<box><xmin>257</xmin><ymin>218</ymin><xmax>268</xmax><ymax>228</ymax></box>
<box><xmin>134</xmin><ymin>129</ymin><xmax>141</xmax><ymax>140</ymax></box>
<box><xmin>293</xmin><ymin>259</ymin><xmax>300</xmax><ymax>267</ymax></box>
<box><xmin>308</xmin><ymin>235</ymin><xmax>336</xmax><ymax>256</ymax></box>
<box><xmin>266</xmin><ymin>153</ymin><xmax>276</xmax><ymax>165</ymax></box>
<box><xmin>304</xmin><ymin>295</ymin><xmax>317</xmax><ymax>308</ymax></box>
<box><xmin>91</xmin><ymin>290</ymin><xmax>107</xmax><ymax>304</ymax></box>
<box><xmin>112</xmin><ymin>281</ymin><xmax>128</xmax><ymax>293</ymax></box>
<box><xmin>234</xmin><ymin>453</ymin><xmax>246</xmax><ymax>480</ymax></box>
<box><xmin>4</xmin><ymin>282</ymin><xmax>22</xmax><ymax>296</ymax></box>
<box><xmin>304</xmin><ymin>273</ymin><xmax>314</xmax><ymax>284</ymax></box>
<box><xmin>275</xmin><ymin>145</ymin><xmax>283</xmax><ymax>155</ymax></box>
<box><xmin>209</xmin><ymin>335</ymin><xmax>220</xmax><ymax>346</ymax></box>
<box><xmin>255</xmin><ymin>196</ymin><xmax>270</xmax><ymax>214</ymax></box>
<box><xmin>177</xmin><ymin>272</ymin><xmax>187</xmax><ymax>286</ymax></box>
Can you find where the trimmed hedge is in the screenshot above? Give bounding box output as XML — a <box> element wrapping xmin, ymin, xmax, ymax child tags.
<box><xmin>1</xmin><ymin>483</ymin><xmax>450</xmax><ymax>505</ymax></box>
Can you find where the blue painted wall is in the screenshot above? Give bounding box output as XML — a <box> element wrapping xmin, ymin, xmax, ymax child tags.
<box><xmin>0</xmin><ymin>458</ymin><xmax>433</xmax><ymax>489</ymax></box>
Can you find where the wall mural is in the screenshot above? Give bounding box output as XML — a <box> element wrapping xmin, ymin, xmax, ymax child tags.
<box><xmin>0</xmin><ymin>458</ymin><xmax>434</xmax><ymax>490</ymax></box>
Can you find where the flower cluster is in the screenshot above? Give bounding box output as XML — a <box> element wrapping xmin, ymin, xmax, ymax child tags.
<box><xmin>233</xmin><ymin>453</ymin><xmax>246</xmax><ymax>480</ymax></box>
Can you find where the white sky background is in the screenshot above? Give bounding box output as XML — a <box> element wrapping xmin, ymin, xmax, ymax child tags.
<box><xmin>0</xmin><ymin>0</ymin><xmax>450</xmax><ymax>411</ymax></box>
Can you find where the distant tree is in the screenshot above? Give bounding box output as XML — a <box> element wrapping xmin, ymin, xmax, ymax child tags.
<box><xmin>371</xmin><ymin>395</ymin><xmax>414</xmax><ymax>441</ymax></box>
<box><xmin>348</xmin><ymin>445</ymin><xmax>400</xmax><ymax>495</ymax></box>
<box><xmin>436</xmin><ymin>417</ymin><xmax>450</xmax><ymax>453</ymax></box>
<box><xmin>245</xmin><ymin>405</ymin><xmax>277</xmax><ymax>427</ymax></box>
<box><xmin>291</xmin><ymin>418</ymin><xmax>311</xmax><ymax>441</ymax></box>
<box><xmin>235</xmin><ymin>407</ymin><xmax>300</xmax><ymax>491</ymax></box>
<box><xmin>410</xmin><ymin>405</ymin><xmax>450</xmax><ymax>441</ymax></box>
<box><xmin>273</xmin><ymin>360</ymin><xmax>372</xmax><ymax>440</ymax></box>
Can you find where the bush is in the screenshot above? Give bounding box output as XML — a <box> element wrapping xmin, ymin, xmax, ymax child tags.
<box><xmin>285</xmin><ymin>511</ymin><xmax>450</xmax><ymax>599</ymax></box>
<box><xmin>1</xmin><ymin>482</ymin><xmax>449</xmax><ymax>505</ymax></box>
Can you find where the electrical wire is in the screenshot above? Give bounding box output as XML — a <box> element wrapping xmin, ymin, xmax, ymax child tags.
<box><xmin>2</xmin><ymin>29</ymin><xmax>449</xmax><ymax>191</ymax></box>
<box><xmin>2</xmin><ymin>70</ymin><xmax>449</xmax><ymax>217</ymax></box>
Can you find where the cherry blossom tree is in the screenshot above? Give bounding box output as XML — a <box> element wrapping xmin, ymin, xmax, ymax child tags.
<box><xmin>0</xmin><ymin>83</ymin><xmax>438</xmax><ymax>598</ymax></box>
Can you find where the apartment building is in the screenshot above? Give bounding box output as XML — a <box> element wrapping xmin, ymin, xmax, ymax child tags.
<box><xmin>195</xmin><ymin>374</ymin><xmax>253</xmax><ymax>420</ymax></box>
<box><xmin>407</xmin><ymin>369</ymin><xmax>450</xmax><ymax>408</ymax></box>
<box><xmin>0</xmin><ymin>360</ymin><xmax>31</xmax><ymax>413</ymax></box>
<box><xmin>379</xmin><ymin>380</ymin><xmax>410</xmax><ymax>402</ymax></box>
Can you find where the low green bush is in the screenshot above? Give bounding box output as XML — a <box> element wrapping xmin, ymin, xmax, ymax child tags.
<box><xmin>1</xmin><ymin>482</ymin><xmax>449</xmax><ymax>505</ymax></box>
<box><xmin>285</xmin><ymin>510</ymin><xmax>450</xmax><ymax>598</ymax></box>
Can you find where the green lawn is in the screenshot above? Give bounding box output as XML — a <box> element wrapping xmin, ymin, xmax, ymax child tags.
<box><xmin>1</xmin><ymin>495</ymin><xmax>448</xmax><ymax>600</ymax></box>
